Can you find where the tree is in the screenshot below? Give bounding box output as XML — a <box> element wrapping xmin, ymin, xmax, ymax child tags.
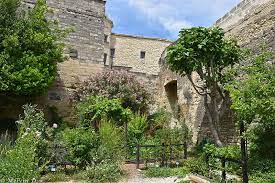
<box><xmin>227</xmin><ymin>46</ymin><xmax>275</xmax><ymax>159</ymax></box>
<box><xmin>0</xmin><ymin>0</ymin><xmax>68</xmax><ymax>96</ymax></box>
<box><xmin>166</xmin><ymin>27</ymin><xmax>241</xmax><ymax>146</ymax></box>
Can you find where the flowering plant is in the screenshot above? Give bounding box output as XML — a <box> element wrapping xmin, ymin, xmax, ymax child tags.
<box><xmin>74</xmin><ymin>70</ymin><xmax>151</xmax><ymax>113</ymax></box>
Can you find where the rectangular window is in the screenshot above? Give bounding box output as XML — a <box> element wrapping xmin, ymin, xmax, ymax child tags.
<box><xmin>140</xmin><ymin>51</ymin><xmax>146</xmax><ymax>59</ymax></box>
<box><xmin>69</xmin><ymin>48</ymin><xmax>78</xmax><ymax>59</ymax></box>
<box><xmin>110</xmin><ymin>48</ymin><xmax>115</xmax><ymax>58</ymax></box>
<box><xmin>104</xmin><ymin>35</ymin><xmax>108</xmax><ymax>43</ymax></box>
<box><xmin>103</xmin><ymin>53</ymin><xmax>107</xmax><ymax>65</ymax></box>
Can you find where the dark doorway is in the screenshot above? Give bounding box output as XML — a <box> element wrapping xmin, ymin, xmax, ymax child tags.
<box><xmin>165</xmin><ymin>80</ymin><xmax>179</xmax><ymax>120</ymax></box>
<box><xmin>0</xmin><ymin>118</ymin><xmax>18</xmax><ymax>143</ymax></box>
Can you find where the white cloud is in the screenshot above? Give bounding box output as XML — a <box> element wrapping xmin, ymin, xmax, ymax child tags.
<box><xmin>125</xmin><ymin>0</ymin><xmax>241</xmax><ymax>38</ymax></box>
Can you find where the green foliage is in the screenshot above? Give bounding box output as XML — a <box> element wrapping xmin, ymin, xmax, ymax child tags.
<box><xmin>182</xmin><ymin>157</ymin><xmax>209</xmax><ymax>176</ymax></box>
<box><xmin>84</xmin><ymin>162</ymin><xmax>123</xmax><ymax>183</ymax></box>
<box><xmin>167</xmin><ymin>27</ymin><xmax>240</xmax><ymax>85</ymax></box>
<box><xmin>0</xmin><ymin>0</ymin><xmax>69</xmax><ymax>95</ymax></box>
<box><xmin>144</xmin><ymin>167</ymin><xmax>188</xmax><ymax>178</ymax></box>
<box><xmin>76</xmin><ymin>95</ymin><xmax>131</xmax><ymax>127</ymax></box>
<box><xmin>227</xmin><ymin>47</ymin><xmax>275</xmax><ymax>159</ymax></box>
<box><xmin>74</xmin><ymin>70</ymin><xmax>152</xmax><ymax>113</ymax></box>
<box><xmin>128</xmin><ymin>113</ymin><xmax>148</xmax><ymax>144</ymax></box>
<box><xmin>148</xmin><ymin>108</ymin><xmax>171</xmax><ymax>133</ymax></box>
<box><xmin>203</xmin><ymin>144</ymin><xmax>241</xmax><ymax>160</ymax></box>
<box><xmin>61</xmin><ymin>128</ymin><xmax>98</xmax><ymax>168</ymax></box>
<box><xmin>250</xmin><ymin>171</ymin><xmax>275</xmax><ymax>183</ymax></box>
<box><xmin>17</xmin><ymin>104</ymin><xmax>47</xmax><ymax>136</ymax></box>
<box><xmin>40</xmin><ymin>172</ymin><xmax>69</xmax><ymax>182</ymax></box>
<box><xmin>98</xmin><ymin>121</ymin><xmax>124</xmax><ymax>162</ymax></box>
<box><xmin>0</xmin><ymin>132</ymin><xmax>40</xmax><ymax>181</ymax></box>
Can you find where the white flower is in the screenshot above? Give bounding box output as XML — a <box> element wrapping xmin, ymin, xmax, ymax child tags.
<box><xmin>26</xmin><ymin>128</ymin><xmax>31</xmax><ymax>132</ymax></box>
<box><xmin>35</xmin><ymin>131</ymin><xmax>41</xmax><ymax>138</ymax></box>
<box><xmin>52</xmin><ymin>123</ymin><xmax>58</xmax><ymax>129</ymax></box>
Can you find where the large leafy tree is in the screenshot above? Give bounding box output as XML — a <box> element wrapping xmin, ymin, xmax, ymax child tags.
<box><xmin>0</xmin><ymin>0</ymin><xmax>67</xmax><ymax>96</ymax></box>
<box><xmin>166</xmin><ymin>27</ymin><xmax>241</xmax><ymax>146</ymax></box>
<box><xmin>227</xmin><ymin>47</ymin><xmax>275</xmax><ymax>159</ymax></box>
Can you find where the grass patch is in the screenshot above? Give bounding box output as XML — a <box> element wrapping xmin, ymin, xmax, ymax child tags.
<box><xmin>143</xmin><ymin>167</ymin><xmax>188</xmax><ymax>178</ymax></box>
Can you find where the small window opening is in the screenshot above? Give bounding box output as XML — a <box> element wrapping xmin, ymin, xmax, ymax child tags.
<box><xmin>103</xmin><ymin>53</ymin><xmax>108</xmax><ymax>65</ymax></box>
<box><xmin>69</xmin><ymin>48</ymin><xmax>78</xmax><ymax>59</ymax></box>
<box><xmin>104</xmin><ymin>35</ymin><xmax>108</xmax><ymax>43</ymax></box>
<box><xmin>140</xmin><ymin>51</ymin><xmax>146</xmax><ymax>59</ymax></box>
<box><xmin>110</xmin><ymin>48</ymin><xmax>115</xmax><ymax>58</ymax></box>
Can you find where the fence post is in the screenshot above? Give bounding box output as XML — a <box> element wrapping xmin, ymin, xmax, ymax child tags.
<box><xmin>205</xmin><ymin>154</ymin><xmax>210</xmax><ymax>176</ymax></box>
<box><xmin>221</xmin><ymin>157</ymin><xmax>226</xmax><ymax>182</ymax></box>
<box><xmin>184</xmin><ymin>141</ymin><xmax>188</xmax><ymax>159</ymax></box>
<box><xmin>136</xmin><ymin>144</ymin><xmax>140</xmax><ymax>169</ymax></box>
<box><xmin>161</xmin><ymin>143</ymin><xmax>165</xmax><ymax>167</ymax></box>
<box><xmin>240</xmin><ymin>122</ymin><xmax>249</xmax><ymax>183</ymax></box>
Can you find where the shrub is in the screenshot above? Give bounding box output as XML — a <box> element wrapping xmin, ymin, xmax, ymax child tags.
<box><xmin>74</xmin><ymin>70</ymin><xmax>151</xmax><ymax>113</ymax></box>
<box><xmin>40</xmin><ymin>172</ymin><xmax>69</xmax><ymax>182</ymax></box>
<box><xmin>182</xmin><ymin>157</ymin><xmax>209</xmax><ymax>176</ymax></box>
<box><xmin>61</xmin><ymin>128</ymin><xmax>98</xmax><ymax>168</ymax></box>
<box><xmin>0</xmin><ymin>132</ymin><xmax>40</xmax><ymax>181</ymax></box>
<box><xmin>84</xmin><ymin>162</ymin><xmax>123</xmax><ymax>183</ymax></box>
<box><xmin>250</xmin><ymin>171</ymin><xmax>275</xmax><ymax>183</ymax></box>
<box><xmin>144</xmin><ymin>167</ymin><xmax>188</xmax><ymax>178</ymax></box>
<box><xmin>98</xmin><ymin>121</ymin><xmax>124</xmax><ymax>162</ymax></box>
<box><xmin>16</xmin><ymin>104</ymin><xmax>47</xmax><ymax>137</ymax></box>
<box><xmin>0</xmin><ymin>0</ymin><xmax>68</xmax><ymax>95</ymax></box>
<box><xmin>128</xmin><ymin>113</ymin><xmax>148</xmax><ymax>144</ymax></box>
<box><xmin>148</xmin><ymin>108</ymin><xmax>171</xmax><ymax>134</ymax></box>
<box><xmin>76</xmin><ymin>95</ymin><xmax>131</xmax><ymax>128</ymax></box>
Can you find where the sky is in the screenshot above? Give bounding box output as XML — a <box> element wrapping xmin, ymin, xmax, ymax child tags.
<box><xmin>106</xmin><ymin>0</ymin><xmax>242</xmax><ymax>40</ymax></box>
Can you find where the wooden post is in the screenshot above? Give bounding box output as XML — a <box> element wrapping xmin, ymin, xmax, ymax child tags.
<box><xmin>205</xmin><ymin>154</ymin><xmax>210</xmax><ymax>177</ymax></box>
<box><xmin>161</xmin><ymin>143</ymin><xmax>165</xmax><ymax>167</ymax></box>
<box><xmin>184</xmin><ymin>141</ymin><xmax>188</xmax><ymax>159</ymax></box>
<box><xmin>221</xmin><ymin>157</ymin><xmax>226</xmax><ymax>182</ymax></box>
<box><xmin>240</xmin><ymin>122</ymin><xmax>249</xmax><ymax>183</ymax></box>
<box><xmin>136</xmin><ymin>144</ymin><xmax>140</xmax><ymax>169</ymax></box>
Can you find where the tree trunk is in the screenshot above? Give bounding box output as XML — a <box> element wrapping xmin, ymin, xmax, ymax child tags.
<box><xmin>204</xmin><ymin>94</ymin><xmax>223</xmax><ymax>147</ymax></box>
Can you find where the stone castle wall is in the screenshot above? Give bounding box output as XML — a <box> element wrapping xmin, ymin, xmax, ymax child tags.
<box><xmin>216</xmin><ymin>0</ymin><xmax>274</xmax><ymax>50</ymax></box>
<box><xmin>110</xmin><ymin>34</ymin><xmax>172</xmax><ymax>75</ymax></box>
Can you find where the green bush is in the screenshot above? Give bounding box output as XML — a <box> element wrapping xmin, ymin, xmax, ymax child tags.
<box><xmin>84</xmin><ymin>162</ymin><xmax>123</xmax><ymax>183</ymax></box>
<box><xmin>61</xmin><ymin>128</ymin><xmax>98</xmax><ymax>168</ymax></box>
<box><xmin>74</xmin><ymin>70</ymin><xmax>151</xmax><ymax>113</ymax></box>
<box><xmin>182</xmin><ymin>157</ymin><xmax>209</xmax><ymax>176</ymax></box>
<box><xmin>76</xmin><ymin>95</ymin><xmax>131</xmax><ymax>128</ymax></box>
<box><xmin>98</xmin><ymin>121</ymin><xmax>124</xmax><ymax>162</ymax></box>
<box><xmin>0</xmin><ymin>0</ymin><xmax>68</xmax><ymax>95</ymax></box>
<box><xmin>250</xmin><ymin>171</ymin><xmax>275</xmax><ymax>183</ymax></box>
<box><xmin>144</xmin><ymin>167</ymin><xmax>188</xmax><ymax>178</ymax></box>
<box><xmin>40</xmin><ymin>172</ymin><xmax>69</xmax><ymax>182</ymax></box>
<box><xmin>0</xmin><ymin>132</ymin><xmax>40</xmax><ymax>181</ymax></box>
<box><xmin>148</xmin><ymin>108</ymin><xmax>171</xmax><ymax>133</ymax></box>
<box><xmin>128</xmin><ymin>113</ymin><xmax>148</xmax><ymax>144</ymax></box>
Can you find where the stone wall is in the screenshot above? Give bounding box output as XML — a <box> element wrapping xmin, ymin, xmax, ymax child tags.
<box><xmin>216</xmin><ymin>0</ymin><xmax>275</xmax><ymax>50</ymax></box>
<box><xmin>110</xmin><ymin>33</ymin><xmax>172</xmax><ymax>75</ymax></box>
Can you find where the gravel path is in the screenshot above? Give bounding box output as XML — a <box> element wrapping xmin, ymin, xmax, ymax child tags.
<box><xmin>118</xmin><ymin>164</ymin><xmax>182</xmax><ymax>183</ymax></box>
